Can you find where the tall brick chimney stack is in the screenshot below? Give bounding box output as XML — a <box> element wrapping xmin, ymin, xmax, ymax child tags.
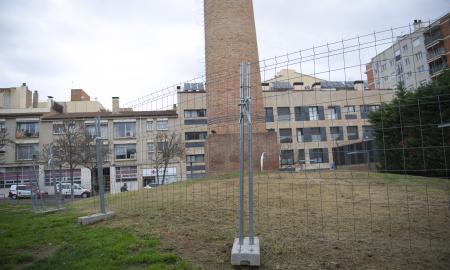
<box><xmin>204</xmin><ymin>0</ymin><xmax>279</xmax><ymax>173</ymax></box>
<box><xmin>204</xmin><ymin>0</ymin><xmax>265</xmax><ymax>134</ymax></box>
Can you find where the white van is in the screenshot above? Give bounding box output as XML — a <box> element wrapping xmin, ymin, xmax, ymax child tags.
<box><xmin>9</xmin><ymin>185</ymin><xmax>45</xmax><ymax>199</ymax></box>
<box><xmin>56</xmin><ymin>183</ymin><xmax>91</xmax><ymax>198</ymax></box>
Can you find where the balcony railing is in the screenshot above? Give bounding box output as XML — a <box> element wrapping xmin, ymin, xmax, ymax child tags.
<box><xmin>430</xmin><ymin>61</ymin><xmax>449</xmax><ymax>76</ymax></box>
<box><xmin>427</xmin><ymin>47</ymin><xmax>445</xmax><ymax>61</ymax></box>
<box><xmin>425</xmin><ymin>31</ymin><xmax>442</xmax><ymax>46</ymax></box>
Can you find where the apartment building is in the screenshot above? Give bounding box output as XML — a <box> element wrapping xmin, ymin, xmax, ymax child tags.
<box><xmin>1</xmin><ymin>86</ymin><xmax>109</xmax><ymax>196</ymax></box>
<box><xmin>262</xmin><ymin>81</ymin><xmax>393</xmax><ymax>170</ymax></box>
<box><xmin>366</xmin><ymin>20</ymin><xmax>430</xmax><ymax>90</ymax></box>
<box><xmin>424</xmin><ymin>13</ymin><xmax>450</xmax><ymax>80</ymax></box>
<box><xmin>176</xmin><ymin>75</ymin><xmax>395</xmax><ymax>172</ymax></box>
<box><xmin>40</xmin><ymin>102</ymin><xmax>180</xmax><ymax>194</ymax></box>
<box><xmin>176</xmin><ymin>83</ymin><xmax>207</xmax><ymax>179</ymax></box>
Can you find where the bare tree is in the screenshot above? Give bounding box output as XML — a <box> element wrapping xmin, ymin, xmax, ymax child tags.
<box><xmin>79</xmin><ymin>128</ymin><xmax>110</xmax><ymax>195</ymax></box>
<box><xmin>150</xmin><ymin>132</ymin><xmax>184</xmax><ymax>185</ymax></box>
<box><xmin>51</xmin><ymin>120</ymin><xmax>86</xmax><ymax>200</ymax></box>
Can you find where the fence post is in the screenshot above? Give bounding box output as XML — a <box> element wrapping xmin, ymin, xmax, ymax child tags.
<box><xmin>96</xmin><ymin>117</ymin><xmax>106</xmax><ymax>214</ymax></box>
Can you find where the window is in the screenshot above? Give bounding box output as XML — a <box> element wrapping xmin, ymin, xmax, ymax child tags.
<box><xmin>16</xmin><ymin>144</ymin><xmax>39</xmax><ymax>160</ymax></box>
<box><xmin>146</xmin><ymin>120</ymin><xmax>153</xmax><ymax>131</ymax></box>
<box><xmin>310</xmin><ymin>127</ymin><xmax>323</xmax><ymax>142</ymax></box>
<box><xmin>280</xmin><ymin>150</ymin><xmax>294</xmax><ymax>166</ymax></box>
<box><xmin>16</xmin><ymin>122</ymin><xmax>39</xmax><ymax>138</ymax></box>
<box><xmin>415</xmin><ymin>52</ymin><xmax>423</xmax><ymax>61</ymax></box>
<box><xmin>185</xmin><ymin>142</ymin><xmax>204</xmax><ymax>148</ymax></box>
<box><xmin>417</xmin><ymin>65</ymin><xmax>425</xmax><ymax>72</ymax></box>
<box><xmin>156</xmin><ymin>142</ymin><xmax>169</xmax><ymax>153</ymax></box>
<box><xmin>298</xmin><ymin>149</ymin><xmax>306</xmax><ymax>164</ymax></box>
<box><xmin>147</xmin><ymin>143</ymin><xmax>155</xmax><ymax>159</ymax></box>
<box><xmin>329</xmin><ymin>106</ymin><xmax>340</xmax><ymax>120</ymax></box>
<box><xmin>363</xmin><ymin>126</ymin><xmax>374</xmax><ymax>139</ymax></box>
<box><xmin>186</xmin><ymin>154</ymin><xmax>205</xmax><ymax>163</ymax></box>
<box><xmin>184</xmin><ymin>109</ymin><xmax>206</xmax><ymax>118</ymax></box>
<box><xmin>44</xmin><ymin>169</ymin><xmax>81</xmax><ymax>186</ymax></box>
<box><xmin>53</xmin><ymin>122</ymin><xmax>64</xmax><ymax>134</ymax></box>
<box><xmin>0</xmin><ymin>121</ymin><xmax>5</xmax><ymax>131</ymax></box>
<box><xmin>413</xmin><ymin>38</ymin><xmax>420</xmax><ymax>47</ymax></box>
<box><xmin>389</xmin><ymin>59</ymin><xmax>395</xmax><ymax>67</ymax></box>
<box><xmin>277</xmin><ymin>107</ymin><xmax>290</xmax><ymax>121</ymax></box>
<box><xmin>0</xmin><ymin>167</ymin><xmax>38</xmax><ymax>188</ymax></box>
<box><xmin>347</xmin><ymin>126</ymin><xmax>359</xmax><ymax>140</ymax></box>
<box><xmin>345</xmin><ymin>106</ymin><xmax>355</xmax><ymax>113</ymax></box>
<box><xmin>402</xmin><ymin>44</ymin><xmax>408</xmax><ymax>53</ymax></box>
<box><xmin>114</xmin><ymin>144</ymin><xmax>136</xmax><ymax>160</ymax></box>
<box><xmin>279</xmin><ymin>128</ymin><xmax>292</xmax><ymax>143</ymax></box>
<box><xmin>360</xmin><ymin>105</ymin><xmax>380</xmax><ymax>119</ymax></box>
<box><xmin>397</xmin><ymin>62</ymin><xmax>404</xmax><ymax>74</ymax></box>
<box><xmin>310</xmin><ymin>148</ymin><xmax>329</xmax><ymax>164</ymax></box>
<box><xmin>114</xmin><ymin>122</ymin><xmax>135</xmax><ymax>138</ymax></box>
<box><xmin>404</xmin><ymin>58</ymin><xmax>410</xmax><ymax>66</ymax></box>
<box><xmin>381</xmin><ymin>63</ymin><xmax>387</xmax><ymax>71</ymax></box>
<box><xmin>265</xmin><ymin>107</ymin><xmax>274</xmax><ymax>122</ymax></box>
<box><xmin>86</xmin><ymin>124</ymin><xmax>108</xmax><ymax>139</ymax></box>
<box><xmin>296</xmin><ymin>128</ymin><xmax>303</xmax><ymax>143</ymax></box>
<box><xmin>308</xmin><ymin>107</ymin><xmax>319</xmax><ymax>120</ymax></box>
<box><xmin>395</xmin><ymin>49</ymin><xmax>401</xmax><ymax>61</ymax></box>
<box><xmin>330</xmin><ymin>127</ymin><xmax>342</xmax><ymax>141</ymax></box>
<box><xmin>184</xmin><ymin>119</ymin><xmax>207</xmax><ymax>125</ymax></box>
<box><xmin>156</xmin><ymin>120</ymin><xmax>168</xmax><ymax>130</ymax></box>
<box><xmin>185</xmin><ymin>132</ymin><xmax>207</xmax><ymax>141</ymax></box>
<box><xmin>116</xmin><ymin>166</ymin><xmax>137</xmax><ymax>181</ymax></box>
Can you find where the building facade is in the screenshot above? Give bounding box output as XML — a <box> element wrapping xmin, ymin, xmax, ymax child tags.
<box><xmin>366</xmin><ymin>20</ymin><xmax>430</xmax><ymax>90</ymax></box>
<box><xmin>424</xmin><ymin>13</ymin><xmax>450</xmax><ymax>80</ymax></box>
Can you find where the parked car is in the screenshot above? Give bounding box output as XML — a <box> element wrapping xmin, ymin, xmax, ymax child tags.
<box><xmin>9</xmin><ymin>184</ymin><xmax>46</xmax><ymax>200</ymax></box>
<box><xmin>56</xmin><ymin>183</ymin><xmax>91</xmax><ymax>198</ymax></box>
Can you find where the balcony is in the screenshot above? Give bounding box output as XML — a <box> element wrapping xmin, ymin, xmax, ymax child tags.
<box><xmin>424</xmin><ymin>31</ymin><xmax>442</xmax><ymax>47</ymax></box>
<box><xmin>430</xmin><ymin>61</ymin><xmax>449</xmax><ymax>77</ymax></box>
<box><xmin>427</xmin><ymin>47</ymin><xmax>446</xmax><ymax>63</ymax></box>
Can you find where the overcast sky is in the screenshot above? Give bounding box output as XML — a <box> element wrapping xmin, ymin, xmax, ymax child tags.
<box><xmin>0</xmin><ymin>0</ymin><xmax>447</xmax><ymax>109</ymax></box>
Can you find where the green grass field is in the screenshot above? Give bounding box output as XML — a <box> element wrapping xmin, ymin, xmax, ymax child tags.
<box><xmin>0</xmin><ymin>204</ymin><xmax>197</xmax><ymax>270</ymax></box>
<box><xmin>1</xmin><ymin>171</ymin><xmax>449</xmax><ymax>269</ymax></box>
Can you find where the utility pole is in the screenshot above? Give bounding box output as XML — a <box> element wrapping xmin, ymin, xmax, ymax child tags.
<box><xmin>95</xmin><ymin>117</ymin><xmax>106</xmax><ymax>214</ymax></box>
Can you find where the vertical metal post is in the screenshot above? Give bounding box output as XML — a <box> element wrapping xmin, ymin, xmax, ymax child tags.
<box><xmin>239</xmin><ymin>62</ymin><xmax>245</xmax><ymax>245</ymax></box>
<box><xmin>95</xmin><ymin>117</ymin><xmax>106</xmax><ymax>214</ymax></box>
<box><xmin>58</xmin><ymin>164</ymin><xmax>62</xmax><ymax>208</ymax></box>
<box><xmin>247</xmin><ymin>62</ymin><xmax>255</xmax><ymax>245</ymax></box>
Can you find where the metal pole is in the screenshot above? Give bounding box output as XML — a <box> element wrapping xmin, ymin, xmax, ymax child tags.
<box><xmin>247</xmin><ymin>62</ymin><xmax>255</xmax><ymax>245</ymax></box>
<box><xmin>58</xmin><ymin>164</ymin><xmax>62</xmax><ymax>208</ymax></box>
<box><xmin>95</xmin><ymin>117</ymin><xmax>106</xmax><ymax>214</ymax></box>
<box><xmin>239</xmin><ymin>62</ymin><xmax>245</xmax><ymax>245</ymax></box>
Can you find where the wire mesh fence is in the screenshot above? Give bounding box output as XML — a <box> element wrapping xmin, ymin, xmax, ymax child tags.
<box><xmin>75</xmin><ymin>172</ymin><xmax>450</xmax><ymax>269</ymax></box>
<box><xmin>2</xmin><ymin>19</ymin><xmax>449</xmax><ymax>269</ymax></box>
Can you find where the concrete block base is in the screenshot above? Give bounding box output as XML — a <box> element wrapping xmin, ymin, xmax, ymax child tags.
<box><xmin>231</xmin><ymin>237</ymin><xmax>260</xmax><ymax>266</ymax></box>
<box><xmin>78</xmin><ymin>211</ymin><xmax>115</xmax><ymax>226</ymax></box>
<box><xmin>38</xmin><ymin>207</ymin><xmax>65</xmax><ymax>214</ymax></box>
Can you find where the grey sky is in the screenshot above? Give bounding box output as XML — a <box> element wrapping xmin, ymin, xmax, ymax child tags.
<box><xmin>0</xmin><ymin>0</ymin><xmax>447</xmax><ymax>109</ymax></box>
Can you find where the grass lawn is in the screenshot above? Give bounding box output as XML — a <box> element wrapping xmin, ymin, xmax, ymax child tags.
<box><xmin>75</xmin><ymin>171</ymin><xmax>450</xmax><ymax>269</ymax></box>
<box><xmin>0</xmin><ymin>204</ymin><xmax>197</xmax><ymax>270</ymax></box>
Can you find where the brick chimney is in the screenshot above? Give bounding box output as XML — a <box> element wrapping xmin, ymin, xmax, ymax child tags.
<box><xmin>112</xmin><ymin>97</ymin><xmax>120</xmax><ymax>113</ymax></box>
<box><xmin>32</xmin><ymin>90</ymin><xmax>39</xmax><ymax>108</ymax></box>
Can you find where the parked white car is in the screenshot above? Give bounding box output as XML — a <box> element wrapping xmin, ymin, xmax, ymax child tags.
<box><xmin>9</xmin><ymin>184</ymin><xmax>46</xmax><ymax>200</ymax></box>
<box><xmin>56</xmin><ymin>183</ymin><xmax>91</xmax><ymax>198</ymax></box>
